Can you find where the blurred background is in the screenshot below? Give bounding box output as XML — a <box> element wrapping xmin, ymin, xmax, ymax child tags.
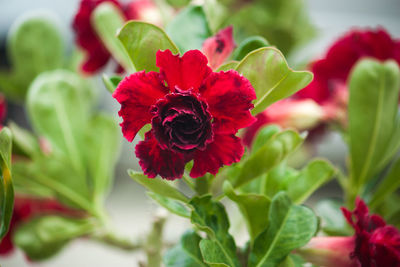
<box><xmin>0</xmin><ymin>0</ymin><xmax>399</xmax><ymax>266</ymax></box>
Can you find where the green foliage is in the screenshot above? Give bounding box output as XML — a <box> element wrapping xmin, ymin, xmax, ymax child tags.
<box><xmin>203</xmin><ymin>0</ymin><xmax>227</xmax><ymax>34</ymax></box>
<box><xmin>348</xmin><ymin>59</ymin><xmax>400</xmax><ymax>190</ymax></box>
<box><xmin>147</xmin><ymin>192</ymin><xmax>191</xmax><ymax>218</ymax></box>
<box><xmin>0</xmin><ymin>11</ymin><xmax>64</xmax><ymax>101</ymax></box>
<box><xmin>166</xmin><ymin>5</ymin><xmax>212</xmax><ymax>53</ymax></box>
<box><xmin>164</xmin><ymin>230</ymin><xmax>207</xmax><ymax>267</ymax></box>
<box><xmin>233</xmin><ymin>36</ymin><xmax>270</xmax><ymax>61</ymax></box>
<box><xmin>235</xmin><ymin>48</ymin><xmax>313</xmax><ymax>115</ymax></box>
<box><xmin>13</xmin><ymin>216</ymin><xmax>93</xmax><ymax>261</ymax></box>
<box><xmin>216</xmin><ymin>61</ymin><xmax>239</xmax><ymax>72</ymax></box>
<box><xmin>315</xmin><ymin>199</ymin><xmax>352</xmax><ymax>236</ymax></box>
<box><xmin>102</xmin><ymin>74</ymin><xmax>122</xmax><ymax>94</ymax></box>
<box><xmin>118</xmin><ymin>21</ymin><xmax>179</xmax><ymax>72</ymax></box>
<box><xmin>249</xmin><ymin>192</ymin><xmax>317</xmax><ymax>267</ymax></box>
<box><xmin>92</xmin><ymin>2</ymin><xmax>134</xmax><ymax>72</ymax></box>
<box><xmin>0</xmin><ymin>128</ymin><xmax>14</xmax><ymax>241</ymax></box>
<box><xmin>190</xmin><ymin>196</ymin><xmax>240</xmax><ymax>267</ymax></box>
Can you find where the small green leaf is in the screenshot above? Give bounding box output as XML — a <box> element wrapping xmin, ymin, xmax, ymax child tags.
<box><xmin>128</xmin><ymin>170</ymin><xmax>188</xmax><ymax>202</ymax></box>
<box><xmin>166</xmin><ymin>5</ymin><xmax>212</xmax><ymax>53</ymax></box>
<box><xmin>224</xmin><ymin>181</ymin><xmax>270</xmax><ymax>242</ymax></box>
<box><xmin>92</xmin><ymin>2</ymin><xmax>134</xmax><ymax>72</ymax></box>
<box><xmin>287</xmin><ymin>160</ymin><xmax>336</xmax><ymax>204</ymax></box>
<box><xmin>315</xmin><ymin>199</ymin><xmax>352</xmax><ymax>236</ymax></box>
<box><xmin>233</xmin><ymin>130</ymin><xmax>304</xmax><ymax>188</ymax></box>
<box><xmin>216</xmin><ymin>61</ymin><xmax>239</xmax><ymax>72</ymax></box>
<box><xmin>235</xmin><ymin>47</ymin><xmax>313</xmax><ymax>115</ymax></box>
<box><xmin>190</xmin><ymin>196</ymin><xmax>240</xmax><ymax>267</ymax></box>
<box><xmin>9</xmin><ymin>121</ymin><xmax>40</xmax><ymax>158</ymax></box>
<box><xmin>147</xmin><ymin>192</ymin><xmax>190</xmax><ymax>218</ymax></box>
<box><xmin>118</xmin><ymin>21</ymin><xmax>179</xmax><ymax>72</ymax></box>
<box><xmin>13</xmin><ymin>216</ymin><xmax>93</xmax><ymax>261</ymax></box>
<box><xmin>102</xmin><ymin>74</ymin><xmax>122</xmax><ymax>94</ymax></box>
<box><xmin>251</xmin><ymin>125</ymin><xmax>281</xmax><ymax>153</ymax></box>
<box><xmin>233</xmin><ymin>36</ymin><xmax>269</xmax><ymax>61</ymax></box>
<box><xmin>0</xmin><ymin>128</ymin><xmax>14</xmax><ymax>240</ymax></box>
<box><xmin>249</xmin><ymin>192</ymin><xmax>317</xmax><ymax>267</ymax></box>
<box><xmin>164</xmin><ymin>230</ymin><xmax>207</xmax><ymax>267</ymax></box>
<box><xmin>203</xmin><ymin>0</ymin><xmax>227</xmax><ymax>34</ymax></box>
<box><xmin>349</xmin><ymin>59</ymin><xmax>400</xmax><ymax>188</ymax></box>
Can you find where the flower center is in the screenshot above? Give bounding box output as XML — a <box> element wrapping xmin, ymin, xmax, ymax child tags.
<box><xmin>151</xmin><ymin>91</ymin><xmax>213</xmax><ymax>152</ymax></box>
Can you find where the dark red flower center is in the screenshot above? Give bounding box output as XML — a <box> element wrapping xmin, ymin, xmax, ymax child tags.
<box><xmin>151</xmin><ymin>90</ymin><xmax>213</xmax><ymax>153</ymax></box>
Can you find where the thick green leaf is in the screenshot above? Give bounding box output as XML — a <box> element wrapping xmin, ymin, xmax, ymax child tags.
<box><xmin>118</xmin><ymin>21</ymin><xmax>179</xmax><ymax>72</ymax></box>
<box><xmin>224</xmin><ymin>181</ymin><xmax>270</xmax><ymax>242</ymax></box>
<box><xmin>13</xmin><ymin>216</ymin><xmax>93</xmax><ymax>261</ymax></box>
<box><xmin>315</xmin><ymin>199</ymin><xmax>352</xmax><ymax>236</ymax></box>
<box><xmin>102</xmin><ymin>74</ymin><xmax>122</xmax><ymax>94</ymax></box>
<box><xmin>147</xmin><ymin>192</ymin><xmax>190</xmax><ymax>218</ymax></box>
<box><xmin>287</xmin><ymin>160</ymin><xmax>336</xmax><ymax>204</ymax></box>
<box><xmin>9</xmin><ymin>121</ymin><xmax>40</xmax><ymax>158</ymax></box>
<box><xmin>233</xmin><ymin>36</ymin><xmax>269</xmax><ymax>61</ymax></box>
<box><xmin>235</xmin><ymin>47</ymin><xmax>313</xmax><ymax>115</ymax></box>
<box><xmin>164</xmin><ymin>230</ymin><xmax>207</xmax><ymax>267</ymax></box>
<box><xmin>233</xmin><ymin>130</ymin><xmax>304</xmax><ymax>188</ymax></box>
<box><xmin>190</xmin><ymin>196</ymin><xmax>240</xmax><ymax>267</ymax></box>
<box><xmin>27</xmin><ymin>70</ymin><xmax>95</xmax><ymax>177</ymax></box>
<box><xmin>349</xmin><ymin>59</ymin><xmax>400</xmax><ymax>187</ymax></box>
<box><xmin>85</xmin><ymin>114</ymin><xmax>120</xmax><ymax>203</ymax></box>
<box><xmin>4</xmin><ymin>11</ymin><xmax>64</xmax><ymax>101</ymax></box>
<box><xmin>251</xmin><ymin>125</ymin><xmax>281</xmax><ymax>153</ymax></box>
<box><xmin>92</xmin><ymin>2</ymin><xmax>134</xmax><ymax>72</ymax></box>
<box><xmin>0</xmin><ymin>128</ymin><xmax>14</xmax><ymax>240</ymax></box>
<box><xmin>249</xmin><ymin>192</ymin><xmax>317</xmax><ymax>267</ymax></box>
<box><xmin>370</xmin><ymin>157</ymin><xmax>400</xmax><ymax>209</ymax></box>
<box><xmin>166</xmin><ymin>5</ymin><xmax>212</xmax><ymax>53</ymax></box>
<box><xmin>128</xmin><ymin>170</ymin><xmax>188</xmax><ymax>202</ymax></box>
<box><xmin>216</xmin><ymin>61</ymin><xmax>239</xmax><ymax>72</ymax></box>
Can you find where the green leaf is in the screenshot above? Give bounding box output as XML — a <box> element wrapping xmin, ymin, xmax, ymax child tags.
<box><xmin>349</xmin><ymin>59</ymin><xmax>400</xmax><ymax>187</ymax></box>
<box><xmin>0</xmin><ymin>128</ymin><xmax>14</xmax><ymax>240</ymax></box>
<box><xmin>9</xmin><ymin>121</ymin><xmax>40</xmax><ymax>158</ymax></box>
<box><xmin>287</xmin><ymin>160</ymin><xmax>336</xmax><ymax>204</ymax></box>
<box><xmin>233</xmin><ymin>36</ymin><xmax>269</xmax><ymax>61</ymax></box>
<box><xmin>164</xmin><ymin>230</ymin><xmax>207</xmax><ymax>267</ymax></box>
<box><xmin>13</xmin><ymin>216</ymin><xmax>93</xmax><ymax>261</ymax></box>
<box><xmin>165</xmin><ymin>0</ymin><xmax>191</xmax><ymax>8</ymax></box>
<box><xmin>190</xmin><ymin>195</ymin><xmax>240</xmax><ymax>267</ymax></box>
<box><xmin>27</xmin><ymin>70</ymin><xmax>95</xmax><ymax>177</ymax></box>
<box><xmin>166</xmin><ymin>5</ymin><xmax>212</xmax><ymax>53</ymax></box>
<box><xmin>370</xmin><ymin>157</ymin><xmax>400</xmax><ymax>209</ymax></box>
<box><xmin>92</xmin><ymin>2</ymin><xmax>134</xmax><ymax>72</ymax></box>
<box><xmin>235</xmin><ymin>47</ymin><xmax>313</xmax><ymax>115</ymax></box>
<box><xmin>249</xmin><ymin>192</ymin><xmax>317</xmax><ymax>267</ymax></box>
<box><xmin>128</xmin><ymin>170</ymin><xmax>188</xmax><ymax>202</ymax></box>
<box><xmin>118</xmin><ymin>21</ymin><xmax>179</xmax><ymax>72</ymax></box>
<box><xmin>147</xmin><ymin>192</ymin><xmax>190</xmax><ymax>218</ymax></box>
<box><xmin>315</xmin><ymin>199</ymin><xmax>352</xmax><ymax>236</ymax></box>
<box><xmin>85</xmin><ymin>114</ymin><xmax>120</xmax><ymax>203</ymax></box>
<box><xmin>216</xmin><ymin>61</ymin><xmax>239</xmax><ymax>72</ymax></box>
<box><xmin>232</xmin><ymin>130</ymin><xmax>304</xmax><ymax>188</ymax></box>
<box><xmin>224</xmin><ymin>181</ymin><xmax>270</xmax><ymax>242</ymax></box>
<box><xmin>102</xmin><ymin>74</ymin><xmax>122</xmax><ymax>94</ymax></box>
<box><xmin>4</xmin><ymin>11</ymin><xmax>64</xmax><ymax>101</ymax></box>
<box><xmin>203</xmin><ymin>0</ymin><xmax>227</xmax><ymax>34</ymax></box>
<box><xmin>251</xmin><ymin>125</ymin><xmax>281</xmax><ymax>153</ymax></box>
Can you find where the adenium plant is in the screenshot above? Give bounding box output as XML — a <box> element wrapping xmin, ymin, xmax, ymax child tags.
<box><xmin>0</xmin><ymin>0</ymin><xmax>399</xmax><ymax>266</ymax></box>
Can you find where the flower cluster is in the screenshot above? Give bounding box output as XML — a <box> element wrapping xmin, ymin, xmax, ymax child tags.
<box><xmin>113</xmin><ymin>49</ymin><xmax>256</xmax><ymax>180</ymax></box>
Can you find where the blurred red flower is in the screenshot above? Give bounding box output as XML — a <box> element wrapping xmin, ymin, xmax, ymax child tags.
<box><xmin>113</xmin><ymin>49</ymin><xmax>256</xmax><ymax>180</ymax></box>
<box><xmin>202</xmin><ymin>26</ymin><xmax>235</xmax><ymax>70</ymax></box>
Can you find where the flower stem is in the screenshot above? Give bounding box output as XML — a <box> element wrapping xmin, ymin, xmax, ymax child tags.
<box><xmin>144</xmin><ymin>209</ymin><xmax>167</xmax><ymax>267</ymax></box>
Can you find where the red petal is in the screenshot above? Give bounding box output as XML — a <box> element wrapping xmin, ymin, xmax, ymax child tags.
<box><xmin>156</xmin><ymin>50</ymin><xmax>211</xmax><ymax>92</ymax></box>
<box><xmin>113</xmin><ymin>71</ymin><xmax>168</xmax><ymax>142</ymax></box>
<box><xmin>190</xmin><ymin>133</ymin><xmax>244</xmax><ymax>178</ymax></box>
<box><xmin>202</xmin><ymin>26</ymin><xmax>235</xmax><ymax>69</ymax></box>
<box><xmin>135</xmin><ymin>131</ymin><xmax>189</xmax><ymax>180</ymax></box>
<box><xmin>200</xmin><ymin>70</ymin><xmax>256</xmax><ymax>134</ymax></box>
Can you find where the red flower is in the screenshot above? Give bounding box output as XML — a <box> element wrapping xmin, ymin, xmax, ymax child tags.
<box><xmin>72</xmin><ymin>0</ymin><xmax>160</xmax><ymax>74</ymax></box>
<box><xmin>341</xmin><ymin>197</ymin><xmax>400</xmax><ymax>267</ymax></box>
<box><xmin>202</xmin><ymin>26</ymin><xmax>235</xmax><ymax>70</ymax></box>
<box><xmin>0</xmin><ymin>94</ymin><xmax>7</xmax><ymax>128</ymax></box>
<box><xmin>0</xmin><ymin>197</ymin><xmax>84</xmax><ymax>256</ymax></box>
<box><xmin>296</xmin><ymin>28</ymin><xmax>400</xmax><ymax>104</ymax></box>
<box><xmin>113</xmin><ymin>49</ymin><xmax>256</xmax><ymax>180</ymax></box>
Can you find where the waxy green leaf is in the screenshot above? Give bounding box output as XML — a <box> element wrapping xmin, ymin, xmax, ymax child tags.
<box><xmin>118</xmin><ymin>21</ymin><xmax>179</xmax><ymax>72</ymax></box>
<box><xmin>0</xmin><ymin>128</ymin><xmax>14</xmax><ymax>241</ymax></box>
<box><xmin>128</xmin><ymin>170</ymin><xmax>188</xmax><ymax>202</ymax></box>
<box><xmin>13</xmin><ymin>216</ymin><xmax>93</xmax><ymax>261</ymax></box>
<box><xmin>190</xmin><ymin>196</ymin><xmax>240</xmax><ymax>267</ymax></box>
<box><xmin>164</xmin><ymin>230</ymin><xmax>207</xmax><ymax>267</ymax></box>
<box><xmin>235</xmin><ymin>47</ymin><xmax>313</xmax><ymax>115</ymax></box>
<box><xmin>166</xmin><ymin>5</ymin><xmax>212</xmax><ymax>53</ymax></box>
<box><xmin>249</xmin><ymin>192</ymin><xmax>317</xmax><ymax>267</ymax></box>
<box><xmin>147</xmin><ymin>192</ymin><xmax>191</xmax><ymax>218</ymax></box>
<box><xmin>349</xmin><ymin>59</ymin><xmax>400</xmax><ymax>187</ymax></box>
<box><xmin>92</xmin><ymin>2</ymin><xmax>134</xmax><ymax>72</ymax></box>
<box><xmin>224</xmin><ymin>181</ymin><xmax>270</xmax><ymax>242</ymax></box>
<box><xmin>233</xmin><ymin>36</ymin><xmax>269</xmax><ymax>61</ymax></box>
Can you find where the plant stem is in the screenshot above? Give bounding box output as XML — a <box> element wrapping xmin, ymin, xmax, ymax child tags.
<box><xmin>93</xmin><ymin>230</ymin><xmax>141</xmax><ymax>251</ymax></box>
<box><xmin>144</xmin><ymin>209</ymin><xmax>167</xmax><ymax>267</ymax></box>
